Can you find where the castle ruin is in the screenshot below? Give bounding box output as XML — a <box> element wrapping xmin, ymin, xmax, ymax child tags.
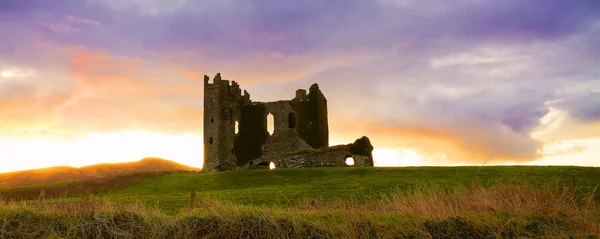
<box><xmin>203</xmin><ymin>73</ymin><xmax>374</xmax><ymax>172</ymax></box>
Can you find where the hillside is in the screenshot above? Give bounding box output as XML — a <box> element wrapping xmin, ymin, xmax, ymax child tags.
<box><xmin>0</xmin><ymin>157</ymin><xmax>199</xmax><ymax>187</ymax></box>
<box><xmin>2</xmin><ymin>166</ymin><xmax>600</xmax><ymax>238</ymax></box>
<box><xmin>97</xmin><ymin>166</ymin><xmax>600</xmax><ymax>213</ymax></box>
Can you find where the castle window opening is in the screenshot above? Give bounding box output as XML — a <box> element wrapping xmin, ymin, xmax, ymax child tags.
<box><xmin>209</xmin><ymin>137</ymin><xmax>213</xmax><ymax>144</ymax></box>
<box><xmin>231</xmin><ymin>148</ymin><xmax>235</xmax><ymax>155</ymax></box>
<box><xmin>267</xmin><ymin>113</ymin><xmax>274</xmax><ymax>135</ymax></box>
<box><xmin>235</xmin><ymin>121</ymin><xmax>239</xmax><ymax>134</ymax></box>
<box><xmin>210</xmin><ymin>118</ymin><xmax>214</xmax><ymax>123</ymax></box>
<box><xmin>288</xmin><ymin>112</ymin><xmax>297</xmax><ymax>128</ymax></box>
<box><xmin>345</xmin><ymin>157</ymin><xmax>355</xmax><ymax>166</ymax></box>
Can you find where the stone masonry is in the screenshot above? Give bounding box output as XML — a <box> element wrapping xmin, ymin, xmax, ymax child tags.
<box><xmin>203</xmin><ymin>73</ymin><xmax>374</xmax><ymax>172</ymax></box>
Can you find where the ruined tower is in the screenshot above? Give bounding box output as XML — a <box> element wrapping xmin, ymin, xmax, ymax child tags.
<box><xmin>203</xmin><ymin>73</ymin><xmax>371</xmax><ymax>172</ymax></box>
<box><xmin>203</xmin><ymin>73</ymin><xmax>250</xmax><ymax>172</ymax></box>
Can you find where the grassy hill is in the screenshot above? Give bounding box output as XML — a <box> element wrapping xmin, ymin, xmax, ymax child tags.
<box><xmin>96</xmin><ymin>166</ymin><xmax>600</xmax><ymax>213</ymax></box>
<box><xmin>0</xmin><ymin>157</ymin><xmax>199</xmax><ymax>188</ymax></box>
<box><xmin>2</xmin><ymin>166</ymin><xmax>600</xmax><ymax>238</ymax></box>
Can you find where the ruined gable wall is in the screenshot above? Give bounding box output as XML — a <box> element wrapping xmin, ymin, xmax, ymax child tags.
<box><xmin>234</xmin><ymin>85</ymin><xmax>332</xmax><ymax>167</ymax></box>
<box><xmin>260</xmin><ymin>101</ymin><xmax>313</xmax><ymax>163</ymax></box>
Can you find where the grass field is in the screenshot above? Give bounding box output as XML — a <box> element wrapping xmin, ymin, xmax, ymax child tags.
<box><xmin>2</xmin><ymin>166</ymin><xmax>600</xmax><ymax>238</ymax></box>
<box><xmin>95</xmin><ymin>166</ymin><xmax>600</xmax><ymax>213</ymax></box>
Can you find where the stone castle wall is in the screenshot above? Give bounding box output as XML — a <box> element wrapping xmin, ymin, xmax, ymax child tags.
<box><xmin>203</xmin><ymin>73</ymin><xmax>372</xmax><ymax>172</ymax></box>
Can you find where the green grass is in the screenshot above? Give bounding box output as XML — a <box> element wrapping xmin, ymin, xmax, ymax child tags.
<box><xmin>2</xmin><ymin>179</ymin><xmax>600</xmax><ymax>238</ymax></box>
<box><xmin>95</xmin><ymin>166</ymin><xmax>600</xmax><ymax>213</ymax></box>
<box><xmin>2</xmin><ymin>166</ymin><xmax>600</xmax><ymax>238</ymax></box>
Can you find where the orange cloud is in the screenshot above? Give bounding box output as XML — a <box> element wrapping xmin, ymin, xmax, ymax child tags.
<box><xmin>56</xmin><ymin>47</ymin><xmax>205</xmax><ymax>134</ymax></box>
<box><xmin>67</xmin><ymin>47</ymin><xmax>155</xmax><ymax>97</ymax></box>
<box><xmin>1</xmin><ymin>45</ymin><xmax>207</xmax><ymax>137</ymax></box>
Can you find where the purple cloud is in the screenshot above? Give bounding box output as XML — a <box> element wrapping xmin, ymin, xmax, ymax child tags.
<box><xmin>559</xmin><ymin>93</ymin><xmax>600</xmax><ymax>122</ymax></box>
<box><xmin>2</xmin><ymin>0</ymin><xmax>599</xmax><ymax>56</ymax></box>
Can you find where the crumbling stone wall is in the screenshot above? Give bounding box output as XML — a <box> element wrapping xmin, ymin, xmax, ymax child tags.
<box><xmin>249</xmin><ymin>136</ymin><xmax>375</xmax><ymax>169</ymax></box>
<box><xmin>282</xmin><ymin>151</ymin><xmax>371</xmax><ymax>168</ymax></box>
<box><xmin>203</xmin><ymin>73</ymin><xmax>371</xmax><ymax>172</ymax></box>
<box><xmin>249</xmin><ymin>150</ymin><xmax>371</xmax><ymax>168</ymax></box>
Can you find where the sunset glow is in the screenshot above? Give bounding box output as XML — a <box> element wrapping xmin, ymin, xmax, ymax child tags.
<box><xmin>0</xmin><ymin>135</ymin><xmax>430</xmax><ymax>172</ymax></box>
<box><xmin>0</xmin><ymin>71</ymin><xmax>14</xmax><ymax>78</ymax></box>
<box><xmin>1</xmin><ymin>131</ymin><xmax>599</xmax><ymax>173</ymax></box>
<box><xmin>0</xmin><ymin>132</ymin><xmax>203</xmax><ymax>173</ymax></box>
<box><xmin>373</xmin><ymin>148</ymin><xmax>423</xmax><ymax>167</ymax></box>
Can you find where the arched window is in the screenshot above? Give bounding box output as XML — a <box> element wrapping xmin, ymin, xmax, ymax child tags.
<box><xmin>288</xmin><ymin>112</ymin><xmax>297</xmax><ymax>128</ymax></box>
<box><xmin>267</xmin><ymin>113</ymin><xmax>274</xmax><ymax>135</ymax></box>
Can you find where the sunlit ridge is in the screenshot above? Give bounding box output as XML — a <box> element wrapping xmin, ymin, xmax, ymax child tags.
<box><xmin>0</xmin><ymin>131</ymin><xmax>203</xmax><ymax>173</ymax></box>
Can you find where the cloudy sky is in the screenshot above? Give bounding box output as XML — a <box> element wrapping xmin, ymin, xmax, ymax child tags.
<box><xmin>0</xmin><ymin>0</ymin><xmax>599</xmax><ymax>172</ymax></box>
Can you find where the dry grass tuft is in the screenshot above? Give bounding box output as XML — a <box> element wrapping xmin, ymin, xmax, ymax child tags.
<box><xmin>1</xmin><ymin>183</ymin><xmax>599</xmax><ymax>238</ymax></box>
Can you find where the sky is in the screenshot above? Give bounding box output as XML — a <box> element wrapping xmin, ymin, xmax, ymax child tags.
<box><xmin>0</xmin><ymin>0</ymin><xmax>599</xmax><ymax>172</ymax></box>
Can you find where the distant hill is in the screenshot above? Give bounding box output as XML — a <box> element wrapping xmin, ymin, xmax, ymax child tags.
<box><xmin>0</xmin><ymin>158</ymin><xmax>199</xmax><ymax>187</ymax></box>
